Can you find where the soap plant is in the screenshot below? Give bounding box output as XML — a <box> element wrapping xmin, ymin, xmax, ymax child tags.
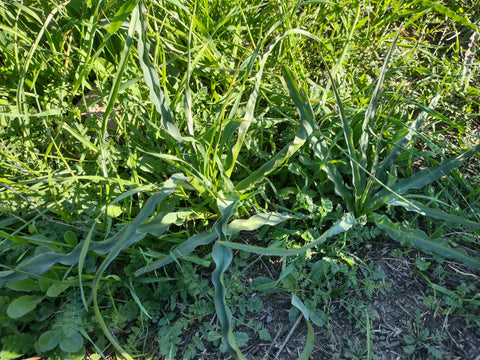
<box><xmin>1</xmin><ymin>0</ymin><xmax>480</xmax><ymax>360</ymax></box>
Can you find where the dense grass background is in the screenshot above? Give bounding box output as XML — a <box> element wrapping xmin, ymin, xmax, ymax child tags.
<box><xmin>1</xmin><ymin>0</ymin><xmax>479</xmax><ymax>359</ymax></box>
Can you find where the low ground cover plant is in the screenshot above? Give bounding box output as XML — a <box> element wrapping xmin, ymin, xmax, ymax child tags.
<box><xmin>1</xmin><ymin>0</ymin><xmax>479</xmax><ymax>359</ymax></box>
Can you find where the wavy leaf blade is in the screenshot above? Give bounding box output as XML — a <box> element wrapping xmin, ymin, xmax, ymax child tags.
<box><xmin>385</xmin><ymin>198</ymin><xmax>480</xmax><ymax>230</ymax></box>
<box><xmin>373</xmin><ymin>213</ymin><xmax>480</xmax><ymax>269</ymax></box>
<box><xmin>133</xmin><ymin>231</ymin><xmax>218</xmax><ymax>277</ymax></box>
<box><xmin>212</xmin><ymin>197</ymin><xmax>247</xmax><ymax>360</ymax></box>
<box><xmin>219</xmin><ymin>213</ymin><xmax>355</xmax><ymax>256</ymax></box>
<box><xmin>91</xmin><ymin>173</ymin><xmax>186</xmax><ymax>360</ymax></box>
<box><xmin>374</xmin><ymin>142</ymin><xmax>480</xmax><ymax>201</ymax></box>
<box><xmin>291</xmin><ymin>295</ymin><xmax>314</xmax><ymax>360</ymax></box>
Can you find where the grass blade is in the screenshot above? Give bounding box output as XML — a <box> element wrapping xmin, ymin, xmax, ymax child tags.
<box><xmin>360</xmin><ymin>27</ymin><xmax>402</xmax><ymax>170</ymax></box>
<box><xmin>376</xmin><ymin>91</ymin><xmax>442</xmax><ymax>184</ymax></box>
<box><xmin>106</xmin><ymin>0</ymin><xmax>138</xmax><ymax>35</ymax></box>
<box><xmin>219</xmin><ymin>213</ymin><xmax>355</xmax><ymax>256</ymax></box>
<box><xmin>225</xmin><ymin>22</ymin><xmax>282</xmax><ymax>177</ymax></box>
<box><xmin>212</xmin><ymin>196</ymin><xmax>247</xmax><ymax>360</ymax></box>
<box><xmin>291</xmin><ymin>295</ymin><xmax>314</xmax><ymax>360</ymax></box>
<box><xmin>374</xmin><ymin>142</ymin><xmax>480</xmax><ymax>200</ymax></box>
<box><xmin>78</xmin><ymin>223</ymin><xmax>96</xmax><ymax>311</ymax></box>
<box><xmin>136</xmin><ymin>3</ymin><xmax>182</xmax><ymax>142</ymax></box>
<box><xmin>385</xmin><ymin>197</ymin><xmax>480</xmax><ymax>230</ymax></box>
<box><xmin>416</xmin><ymin>0</ymin><xmax>478</xmax><ymax>30</ymax></box>
<box><xmin>320</xmin><ymin>53</ymin><xmax>363</xmax><ymax>205</ymax></box>
<box><xmin>100</xmin><ymin>1</ymin><xmax>138</xmax><ymax>143</ymax></box>
<box><xmin>373</xmin><ymin>213</ymin><xmax>480</xmax><ymax>269</ymax></box>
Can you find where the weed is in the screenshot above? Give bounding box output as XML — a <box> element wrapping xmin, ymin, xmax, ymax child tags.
<box><xmin>402</xmin><ymin>308</ymin><xmax>445</xmax><ymax>359</ymax></box>
<box><xmin>0</xmin><ymin>0</ymin><xmax>479</xmax><ymax>359</ymax></box>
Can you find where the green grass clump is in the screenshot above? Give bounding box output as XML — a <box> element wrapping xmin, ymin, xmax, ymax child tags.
<box><xmin>1</xmin><ymin>0</ymin><xmax>479</xmax><ymax>359</ymax></box>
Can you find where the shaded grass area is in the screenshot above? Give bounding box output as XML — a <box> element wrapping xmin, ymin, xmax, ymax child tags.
<box><xmin>0</xmin><ymin>0</ymin><xmax>479</xmax><ymax>359</ymax></box>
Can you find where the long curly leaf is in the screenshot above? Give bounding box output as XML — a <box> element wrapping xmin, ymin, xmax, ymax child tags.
<box><xmin>373</xmin><ymin>213</ymin><xmax>480</xmax><ymax>269</ymax></box>
<box><xmin>291</xmin><ymin>295</ymin><xmax>314</xmax><ymax>360</ymax></box>
<box><xmin>133</xmin><ymin>231</ymin><xmax>218</xmax><ymax>277</ymax></box>
<box><xmin>91</xmin><ymin>172</ymin><xmax>186</xmax><ymax>360</ymax></box>
<box><xmin>372</xmin><ymin>142</ymin><xmax>480</xmax><ymax>205</ymax></box>
<box><xmin>385</xmin><ymin>197</ymin><xmax>480</xmax><ymax>230</ymax></box>
<box><xmin>219</xmin><ymin>212</ymin><xmax>355</xmax><ymax>256</ymax></box>
<box><xmin>211</xmin><ymin>196</ymin><xmax>247</xmax><ymax>360</ymax></box>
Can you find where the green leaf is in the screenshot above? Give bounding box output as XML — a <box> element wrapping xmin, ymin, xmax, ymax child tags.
<box><xmin>135</xmin><ymin>2</ymin><xmax>182</xmax><ymax>142</ymax></box>
<box><xmin>46</xmin><ymin>282</ymin><xmax>71</xmax><ymax>297</ymax></box>
<box><xmin>211</xmin><ymin>197</ymin><xmax>246</xmax><ymax>360</ymax></box>
<box><xmin>320</xmin><ymin>53</ymin><xmax>363</xmax><ymax>204</ymax></box>
<box><xmin>0</xmin><ymin>174</ymin><xmax>188</xmax><ymax>283</ymax></box>
<box><xmin>291</xmin><ymin>295</ymin><xmax>315</xmax><ymax>360</ymax></box>
<box><xmin>310</xmin><ymin>134</ymin><xmax>354</xmax><ymax>210</ymax></box>
<box><xmin>6</xmin><ymin>295</ymin><xmax>43</xmax><ymax>319</ymax></box>
<box><xmin>225</xmin><ymin>23</ymin><xmax>282</xmax><ymax>177</ymax></box>
<box><xmin>258</xmin><ymin>328</ymin><xmax>271</xmax><ymax>341</ymax></box>
<box><xmin>62</xmin><ymin>123</ymin><xmax>98</xmax><ymax>152</ymax></box>
<box><xmin>207</xmin><ymin>331</ymin><xmax>222</xmax><ymax>342</ymax></box>
<box><xmin>373</xmin><ymin>213</ymin><xmax>480</xmax><ymax>269</ymax></box>
<box><xmin>385</xmin><ymin>197</ymin><xmax>480</xmax><ymax>230</ymax></box>
<box><xmin>416</xmin><ymin>0</ymin><xmax>477</xmax><ymax>30</ymax></box>
<box><xmin>105</xmin><ymin>204</ymin><xmax>123</xmax><ymax>218</ymax></box>
<box><xmin>137</xmin><ymin>210</ymin><xmax>197</xmax><ymax>235</ymax></box>
<box><xmin>291</xmin><ymin>295</ymin><xmax>309</xmax><ymax>321</ymax></box>
<box><xmin>377</xmin><ymin>92</ymin><xmax>441</xmax><ymax>184</ymax></box>
<box><xmin>0</xmin><ymin>350</ymin><xmax>24</xmax><ymax>360</ymax></box>
<box><xmin>360</xmin><ymin>27</ymin><xmax>402</xmax><ymax>170</ymax></box>
<box><xmin>79</xmin><ymin>223</ymin><xmax>96</xmax><ymax>311</ymax></box>
<box><xmin>234</xmin><ymin>332</ymin><xmax>249</xmax><ymax>345</ymax></box>
<box><xmin>236</xmin><ymin>63</ymin><xmax>320</xmax><ymax>191</ymax></box>
<box><xmin>253</xmin><ymin>263</ymin><xmax>296</xmax><ymax>292</ymax></box>
<box><xmin>219</xmin><ymin>213</ymin><xmax>355</xmax><ymax>256</ymax></box>
<box><xmin>37</xmin><ymin>330</ymin><xmax>60</xmax><ymax>352</ymax></box>
<box><xmin>212</xmin><ymin>242</ymin><xmax>244</xmax><ymax>358</ymax></box>
<box><xmin>134</xmin><ymin>231</ymin><xmax>218</xmax><ymax>277</ymax></box>
<box><xmin>64</xmin><ymin>231</ymin><xmax>78</xmax><ymax>246</ymax></box>
<box><xmin>374</xmin><ymin>142</ymin><xmax>480</xmax><ymax>201</ymax></box>
<box><xmin>107</xmin><ymin>0</ymin><xmax>138</xmax><ymax>34</ymax></box>
<box><xmin>226</xmin><ymin>212</ymin><xmax>293</xmax><ymax>235</ymax></box>
<box><xmin>6</xmin><ymin>279</ymin><xmax>40</xmax><ymax>292</ymax></box>
<box><xmin>92</xmin><ymin>174</ymin><xmax>186</xmax><ymax>360</ymax></box>
<box><xmin>59</xmin><ymin>330</ymin><xmax>84</xmax><ymax>353</ymax></box>
<box><xmin>310</xmin><ymin>308</ymin><xmax>327</xmax><ymax>327</ymax></box>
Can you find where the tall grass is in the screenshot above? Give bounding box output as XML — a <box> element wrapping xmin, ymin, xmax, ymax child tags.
<box><xmin>1</xmin><ymin>0</ymin><xmax>479</xmax><ymax>359</ymax></box>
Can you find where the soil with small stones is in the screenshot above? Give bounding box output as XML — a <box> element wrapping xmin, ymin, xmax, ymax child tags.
<box><xmin>181</xmin><ymin>239</ymin><xmax>480</xmax><ymax>360</ymax></box>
